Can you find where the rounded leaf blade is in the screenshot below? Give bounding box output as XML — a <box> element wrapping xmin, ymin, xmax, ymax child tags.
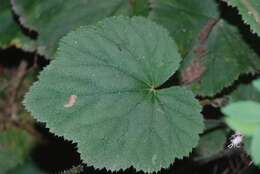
<box><xmin>24</xmin><ymin>16</ymin><xmax>204</xmax><ymax>172</ymax></box>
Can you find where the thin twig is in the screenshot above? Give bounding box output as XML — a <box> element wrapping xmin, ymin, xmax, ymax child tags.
<box><xmin>11</xmin><ymin>119</ymin><xmax>43</xmax><ymax>141</ymax></box>
<box><xmin>199</xmin><ymin>97</ymin><xmax>229</xmax><ymax>107</ymax></box>
<box><xmin>4</xmin><ymin>61</ymin><xmax>28</xmax><ymax>120</ymax></box>
<box><xmin>222</xmin><ymin>168</ymin><xmax>229</xmax><ymax>174</ymax></box>
<box><xmin>228</xmin><ymin>158</ymin><xmax>237</xmax><ymax>174</ymax></box>
<box><xmin>213</xmin><ymin>164</ymin><xmax>219</xmax><ymax>174</ymax></box>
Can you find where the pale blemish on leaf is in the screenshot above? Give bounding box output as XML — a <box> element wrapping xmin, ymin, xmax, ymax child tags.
<box><xmin>64</xmin><ymin>95</ymin><xmax>77</xmax><ymax>108</ymax></box>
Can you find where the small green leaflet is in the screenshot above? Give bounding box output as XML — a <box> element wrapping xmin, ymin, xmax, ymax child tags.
<box><xmin>24</xmin><ymin>16</ymin><xmax>204</xmax><ymax>172</ymax></box>
<box><xmin>224</xmin><ymin>0</ymin><xmax>260</xmax><ymax>36</ymax></box>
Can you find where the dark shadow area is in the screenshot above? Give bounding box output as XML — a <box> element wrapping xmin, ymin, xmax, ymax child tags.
<box><xmin>31</xmin><ymin>124</ymin><xmax>81</xmax><ymax>173</ymax></box>
<box><xmin>155</xmin><ymin>72</ymin><xmax>179</xmax><ymax>90</ymax></box>
<box><xmin>82</xmin><ymin>166</ymin><xmax>143</xmax><ymax>174</ymax></box>
<box><xmin>214</xmin><ymin>72</ymin><xmax>260</xmax><ymax>98</ymax></box>
<box><xmin>201</xmin><ymin>105</ymin><xmax>223</xmax><ymax>120</ymax></box>
<box><xmin>0</xmin><ymin>47</ymin><xmax>49</xmax><ymax>69</ymax></box>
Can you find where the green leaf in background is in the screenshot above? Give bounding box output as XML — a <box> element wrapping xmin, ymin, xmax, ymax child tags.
<box><xmin>150</xmin><ymin>0</ymin><xmax>260</xmax><ymax>96</ymax></box>
<box><xmin>253</xmin><ymin>79</ymin><xmax>260</xmax><ymax>92</ymax></box>
<box><xmin>223</xmin><ymin>101</ymin><xmax>260</xmax><ymax>135</ymax></box>
<box><xmin>251</xmin><ymin>128</ymin><xmax>260</xmax><ymax>165</ymax></box>
<box><xmin>225</xmin><ymin>118</ymin><xmax>259</xmax><ymax>136</ymax></box>
<box><xmin>223</xmin><ymin>101</ymin><xmax>260</xmax><ymax>123</ymax></box>
<box><xmin>0</xmin><ymin>128</ymin><xmax>34</xmax><ymax>174</ymax></box>
<box><xmin>9</xmin><ymin>160</ymin><xmax>46</xmax><ymax>174</ymax></box>
<box><xmin>203</xmin><ymin>119</ymin><xmax>223</xmax><ymax>130</ymax></box>
<box><xmin>224</xmin><ymin>0</ymin><xmax>260</xmax><ymax>36</ymax></box>
<box><xmin>24</xmin><ymin>16</ymin><xmax>204</xmax><ymax>172</ymax></box>
<box><xmin>243</xmin><ymin>136</ymin><xmax>252</xmax><ymax>155</ymax></box>
<box><xmin>230</xmin><ymin>82</ymin><xmax>260</xmax><ymax>103</ymax></box>
<box><xmin>11</xmin><ymin>0</ymin><xmax>132</xmax><ymax>59</ymax></box>
<box><xmin>228</xmin><ymin>80</ymin><xmax>260</xmax><ymax>137</ymax></box>
<box><xmin>0</xmin><ymin>0</ymin><xmax>35</xmax><ymax>51</ymax></box>
<box><xmin>130</xmin><ymin>0</ymin><xmax>150</xmax><ymax>17</ymax></box>
<box><xmin>195</xmin><ymin>129</ymin><xmax>226</xmax><ymax>161</ymax></box>
<box><xmin>223</xmin><ymin>79</ymin><xmax>260</xmax><ymax>166</ymax></box>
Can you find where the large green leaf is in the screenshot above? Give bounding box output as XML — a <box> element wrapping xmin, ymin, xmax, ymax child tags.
<box><xmin>150</xmin><ymin>0</ymin><xmax>260</xmax><ymax>96</ymax></box>
<box><xmin>224</xmin><ymin>0</ymin><xmax>260</xmax><ymax>36</ymax></box>
<box><xmin>0</xmin><ymin>128</ymin><xmax>34</xmax><ymax>174</ymax></box>
<box><xmin>251</xmin><ymin>128</ymin><xmax>260</xmax><ymax>165</ymax></box>
<box><xmin>0</xmin><ymin>0</ymin><xmax>34</xmax><ymax>50</ymax></box>
<box><xmin>24</xmin><ymin>16</ymin><xmax>204</xmax><ymax>172</ymax></box>
<box><xmin>11</xmin><ymin>0</ymin><xmax>132</xmax><ymax>59</ymax></box>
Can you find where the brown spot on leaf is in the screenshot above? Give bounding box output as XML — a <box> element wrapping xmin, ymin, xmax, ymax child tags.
<box><xmin>181</xmin><ymin>59</ymin><xmax>205</xmax><ymax>85</ymax></box>
<box><xmin>199</xmin><ymin>18</ymin><xmax>219</xmax><ymax>45</ymax></box>
<box><xmin>181</xmin><ymin>18</ymin><xmax>219</xmax><ymax>85</ymax></box>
